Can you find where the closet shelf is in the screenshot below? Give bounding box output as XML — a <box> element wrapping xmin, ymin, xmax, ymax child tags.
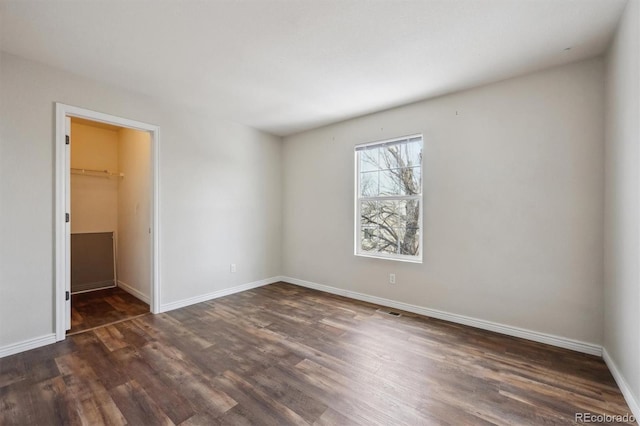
<box><xmin>71</xmin><ymin>167</ymin><xmax>124</xmax><ymax>178</ymax></box>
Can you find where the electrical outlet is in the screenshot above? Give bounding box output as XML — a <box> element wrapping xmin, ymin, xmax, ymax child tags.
<box><xmin>230</xmin><ymin>263</ymin><xmax>237</xmax><ymax>273</ymax></box>
<box><xmin>389</xmin><ymin>273</ymin><xmax>396</xmax><ymax>284</ymax></box>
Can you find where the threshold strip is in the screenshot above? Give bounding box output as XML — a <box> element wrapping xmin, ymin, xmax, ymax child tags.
<box><xmin>66</xmin><ymin>312</ymin><xmax>150</xmax><ymax>336</ymax></box>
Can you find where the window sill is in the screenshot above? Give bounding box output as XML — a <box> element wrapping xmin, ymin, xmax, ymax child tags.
<box><xmin>355</xmin><ymin>252</ymin><xmax>423</xmax><ymax>264</ymax></box>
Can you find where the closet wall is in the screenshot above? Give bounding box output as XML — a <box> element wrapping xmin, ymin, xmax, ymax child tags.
<box><xmin>70</xmin><ymin>119</ymin><xmax>150</xmax><ymax>302</ymax></box>
<box><xmin>70</xmin><ymin>121</ymin><xmax>119</xmax><ymax>233</ymax></box>
<box><xmin>117</xmin><ymin>128</ymin><xmax>151</xmax><ymax>302</ymax></box>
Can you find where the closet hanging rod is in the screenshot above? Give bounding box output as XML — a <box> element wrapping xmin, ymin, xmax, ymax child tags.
<box><xmin>70</xmin><ymin>167</ymin><xmax>124</xmax><ymax>177</ymax></box>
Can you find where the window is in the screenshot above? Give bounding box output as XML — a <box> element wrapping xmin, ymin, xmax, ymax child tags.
<box><xmin>355</xmin><ymin>134</ymin><xmax>423</xmax><ymax>262</ymax></box>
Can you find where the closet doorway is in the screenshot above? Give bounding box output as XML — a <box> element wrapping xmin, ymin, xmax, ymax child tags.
<box><xmin>55</xmin><ymin>104</ymin><xmax>160</xmax><ymax>341</ymax></box>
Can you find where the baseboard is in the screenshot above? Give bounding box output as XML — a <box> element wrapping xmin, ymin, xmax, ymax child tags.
<box><xmin>0</xmin><ymin>333</ymin><xmax>57</xmax><ymax>358</ymax></box>
<box><xmin>117</xmin><ymin>280</ymin><xmax>150</xmax><ymax>304</ymax></box>
<box><xmin>603</xmin><ymin>348</ymin><xmax>640</xmax><ymax>421</ymax></box>
<box><xmin>281</xmin><ymin>276</ymin><xmax>602</xmax><ymax>356</ymax></box>
<box><xmin>159</xmin><ymin>276</ymin><xmax>282</xmax><ymax>313</ymax></box>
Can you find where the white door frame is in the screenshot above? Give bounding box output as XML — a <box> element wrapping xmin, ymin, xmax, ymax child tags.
<box><xmin>54</xmin><ymin>103</ymin><xmax>161</xmax><ymax>341</ymax></box>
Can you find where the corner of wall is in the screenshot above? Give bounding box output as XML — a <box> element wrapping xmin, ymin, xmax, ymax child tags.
<box><xmin>602</xmin><ymin>0</ymin><xmax>640</xmax><ymax>417</ymax></box>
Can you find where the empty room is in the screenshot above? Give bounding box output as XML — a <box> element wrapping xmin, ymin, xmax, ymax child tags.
<box><xmin>0</xmin><ymin>0</ymin><xmax>638</xmax><ymax>424</ymax></box>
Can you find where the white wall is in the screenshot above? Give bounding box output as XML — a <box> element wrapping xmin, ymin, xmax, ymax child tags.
<box><xmin>604</xmin><ymin>0</ymin><xmax>640</xmax><ymax>413</ymax></box>
<box><xmin>70</xmin><ymin>121</ymin><xmax>119</xmax><ymax>234</ymax></box>
<box><xmin>283</xmin><ymin>58</ymin><xmax>605</xmax><ymax>345</ymax></box>
<box><xmin>0</xmin><ymin>52</ymin><xmax>282</xmax><ymax>348</ymax></box>
<box><xmin>117</xmin><ymin>128</ymin><xmax>151</xmax><ymax>302</ymax></box>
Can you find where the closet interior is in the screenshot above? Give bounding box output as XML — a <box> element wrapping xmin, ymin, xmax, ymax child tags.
<box><xmin>69</xmin><ymin>117</ymin><xmax>151</xmax><ymax>334</ymax></box>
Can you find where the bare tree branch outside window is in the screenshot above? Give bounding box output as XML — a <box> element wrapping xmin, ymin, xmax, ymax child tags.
<box><xmin>356</xmin><ymin>136</ymin><xmax>423</xmax><ymax>260</ymax></box>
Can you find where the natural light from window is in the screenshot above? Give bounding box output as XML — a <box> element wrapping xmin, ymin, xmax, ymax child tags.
<box><xmin>355</xmin><ymin>134</ymin><xmax>423</xmax><ymax>262</ymax></box>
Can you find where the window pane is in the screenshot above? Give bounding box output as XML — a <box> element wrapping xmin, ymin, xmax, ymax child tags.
<box><xmin>394</xmin><ymin>227</ymin><xmax>407</xmax><ymax>254</ymax></box>
<box><xmin>379</xmin><ymin>169</ymin><xmax>400</xmax><ymax>195</ymax></box>
<box><xmin>397</xmin><ymin>199</ymin><xmax>420</xmax><ymax>230</ymax></box>
<box><xmin>378</xmin><ymin>240</ymin><xmax>398</xmax><ymax>254</ymax></box>
<box><xmin>360</xmin><ymin>200</ymin><xmax>406</xmax><ymax>253</ymax></box>
<box><xmin>360</xmin><ymin>201</ymin><xmax>382</xmax><ymax>253</ymax></box>
<box><xmin>400</xmin><ymin>226</ymin><xmax>420</xmax><ymax>256</ymax></box>
<box><xmin>405</xmin><ymin>200</ymin><xmax>421</xmax><ymax>256</ymax></box>
<box><xmin>360</xmin><ymin>226</ymin><xmax>378</xmax><ymax>252</ymax></box>
<box><xmin>360</xmin><ymin>171</ymin><xmax>379</xmax><ymax>196</ymax></box>
<box><xmin>376</xmin><ymin>200</ymin><xmax>399</xmax><ymax>227</ymax></box>
<box><xmin>360</xmin><ymin>200</ymin><xmax>420</xmax><ymax>255</ymax></box>
<box><xmin>380</xmin><ymin>145</ymin><xmax>401</xmax><ymax>170</ymax></box>
<box><xmin>398</xmin><ymin>166</ymin><xmax>421</xmax><ymax>195</ymax></box>
<box><xmin>400</xmin><ymin>140</ymin><xmax>422</xmax><ymax>167</ymax></box>
<box><xmin>360</xmin><ymin>200</ymin><xmax>379</xmax><ymax>226</ymax></box>
<box><xmin>360</xmin><ymin>148</ymin><xmax>379</xmax><ymax>172</ymax></box>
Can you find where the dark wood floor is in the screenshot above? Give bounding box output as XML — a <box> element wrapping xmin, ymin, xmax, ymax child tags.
<box><xmin>0</xmin><ymin>282</ymin><xmax>634</xmax><ymax>425</ymax></box>
<box><xmin>69</xmin><ymin>287</ymin><xmax>149</xmax><ymax>335</ymax></box>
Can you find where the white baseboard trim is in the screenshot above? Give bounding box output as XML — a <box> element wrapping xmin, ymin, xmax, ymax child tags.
<box><xmin>603</xmin><ymin>347</ymin><xmax>640</xmax><ymax>421</ymax></box>
<box><xmin>159</xmin><ymin>276</ymin><xmax>283</xmax><ymax>313</ymax></box>
<box><xmin>282</xmin><ymin>276</ymin><xmax>602</xmax><ymax>357</ymax></box>
<box><xmin>0</xmin><ymin>333</ymin><xmax>57</xmax><ymax>358</ymax></box>
<box><xmin>117</xmin><ymin>280</ymin><xmax>151</xmax><ymax>304</ymax></box>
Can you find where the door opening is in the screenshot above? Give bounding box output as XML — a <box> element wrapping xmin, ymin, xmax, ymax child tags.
<box><xmin>55</xmin><ymin>104</ymin><xmax>160</xmax><ymax>341</ymax></box>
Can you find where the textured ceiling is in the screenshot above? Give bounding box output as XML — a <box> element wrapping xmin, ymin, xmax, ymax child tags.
<box><xmin>0</xmin><ymin>0</ymin><xmax>628</xmax><ymax>136</ymax></box>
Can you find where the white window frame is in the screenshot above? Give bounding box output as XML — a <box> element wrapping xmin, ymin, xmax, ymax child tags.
<box><xmin>354</xmin><ymin>134</ymin><xmax>423</xmax><ymax>263</ymax></box>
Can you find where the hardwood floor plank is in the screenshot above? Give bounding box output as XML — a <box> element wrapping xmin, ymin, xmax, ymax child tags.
<box><xmin>0</xmin><ymin>381</ymin><xmax>33</xmax><ymax>425</ymax></box>
<box><xmin>108</xmin><ymin>346</ymin><xmax>197</xmax><ymax>424</ymax></box>
<box><xmin>264</xmin><ymin>362</ymin><xmax>400</xmax><ymax>425</ymax></box>
<box><xmin>55</xmin><ymin>352</ymin><xmax>126</xmax><ymax>425</ymax></box>
<box><xmin>71</xmin><ymin>333</ymin><xmax>129</xmax><ymax>390</ymax></box>
<box><xmin>295</xmin><ymin>357</ymin><xmax>430</xmax><ymax>425</ymax></box>
<box><xmin>0</xmin><ymin>353</ymin><xmax>25</xmax><ymax>389</ymax></box>
<box><xmin>137</xmin><ymin>314</ymin><xmax>212</xmax><ymax>351</ymax></box>
<box><xmin>69</xmin><ymin>287</ymin><xmax>149</xmax><ymax>335</ymax></box>
<box><xmin>109</xmin><ymin>380</ymin><xmax>175</xmax><ymax>426</ymax></box>
<box><xmin>249</xmin><ymin>367</ymin><xmax>327</xmax><ymax>424</ymax></box>
<box><xmin>139</xmin><ymin>342</ymin><xmax>237</xmax><ymax>415</ymax></box>
<box><xmin>213</xmin><ymin>404</ymin><xmax>268</xmax><ymax>426</ymax></box>
<box><xmin>93</xmin><ymin>326</ymin><xmax>129</xmax><ymax>352</ymax></box>
<box><xmin>76</xmin><ymin>396</ymin><xmax>126</xmax><ymax>426</ymax></box>
<box><xmin>313</xmin><ymin>407</ymin><xmax>365</xmax><ymax>426</ymax></box>
<box><xmin>112</xmin><ymin>321</ymin><xmax>153</xmax><ymax>349</ymax></box>
<box><xmin>28</xmin><ymin>376</ymin><xmax>82</xmax><ymax>426</ymax></box>
<box><xmin>212</xmin><ymin>370</ymin><xmax>309</xmax><ymax>426</ymax></box>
